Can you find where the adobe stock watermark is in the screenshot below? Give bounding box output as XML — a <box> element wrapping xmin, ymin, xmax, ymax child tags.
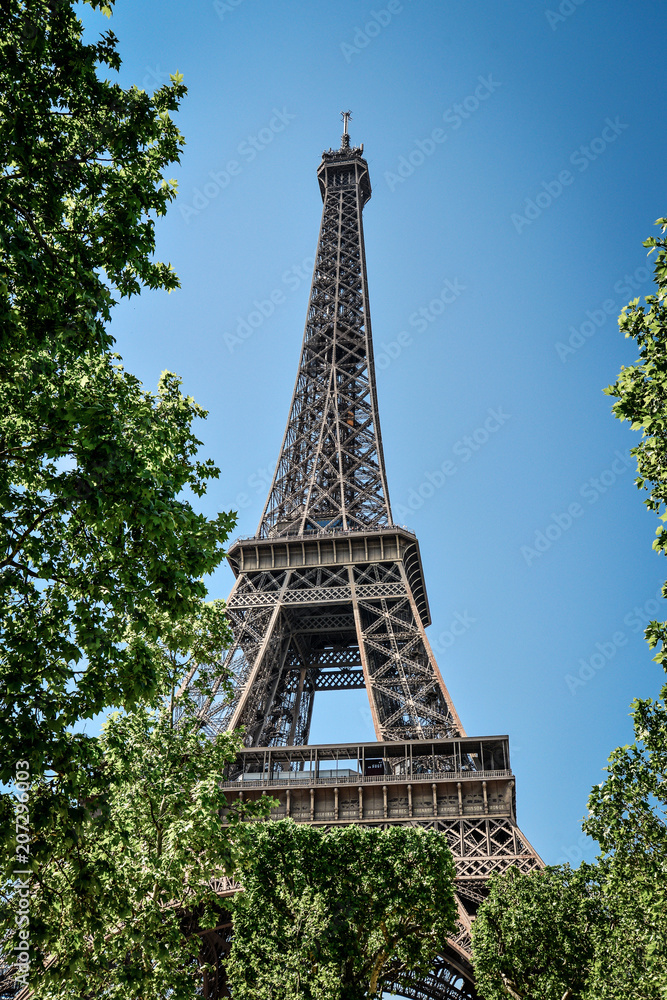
<box><xmin>12</xmin><ymin>760</ymin><xmax>31</xmax><ymax>992</ymax></box>
<box><xmin>213</xmin><ymin>0</ymin><xmax>246</xmax><ymax>20</ymax></box>
<box><xmin>511</xmin><ymin>117</ymin><xmax>628</xmax><ymax>234</ymax></box>
<box><xmin>565</xmin><ymin>582</ymin><xmax>664</xmax><ymax>695</ymax></box>
<box><xmin>233</xmin><ymin>459</ymin><xmax>276</xmax><ymax>512</ymax></box>
<box><xmin>340</xmin><ymin>0</ymin><xmax>406</xmax><ymax>63</ymax></box>
<box><xmin>223</xmin><ymin>256</ymin><xmax>313</xmax><ymax>353</ymax></box>
<box><xmin>375</xmin><ymin>277</ymin><xmax>467</xmax><ymax>370</ymax></box>
<box><xmin>555</xmin><ymin>264</ymin><xmax>653</xmax><ymax>363</ymax></box>
<box><xmin>430</xmin><ymin>611</ymin><xmax>476</xmax><ymax>655</ymax></box>
<box><xmin>555</xmin><ymin>834</ymin><xmax>596</xmax><ymax>867</ymax></box>
<box><xmin>384</xmin><ymin>75</ymin><xmax>502</xmax><ymax>192</ymax></box>
<box><xmin>520</xmin><ymin>451</ymin><xmax>633</xmax><ymax>567</ymax></box>
<box><xmin>393</xmin><ymin>408</ymin><xmax>511</xmax><ymax>522</ymax></box>
<box><xmin>139</xmin><ymin>65</ymin><xmax>172</xmax><ymax>90</ymax></box>
<box><xmin>179</xmin><ymin>108</ymin><xmax>296</xmax><ymax>224</ymax></box>
<box><xmin>358</xmin><ymin>704</ymin><xmax>376</xmax><ymax>733</ymax></box>
<box><xmin>546</xmin><ymin>0</ymin><xmax>588</xmax><ymax>31</ymax></box>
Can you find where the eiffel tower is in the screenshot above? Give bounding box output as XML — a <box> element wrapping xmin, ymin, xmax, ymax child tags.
<box><xmin>194</xmin><ymin>114</ymin><xmax>542</xmax><ymax>999</ymax></box>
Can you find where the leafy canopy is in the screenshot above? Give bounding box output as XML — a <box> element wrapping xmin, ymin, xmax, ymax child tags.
<box><xmin>0</xmin><ymin>665</ymin><xmax>271</xmax><ymax>1000</ymax></box>
<box><xmin>606</xmin><ymin>217</ymin><xmax>667</xmax><ymax>666</ymax></box>
<box><xmin>1</xmin><ymin>0</ymin><xmax>184</xmax><ymax>357</ymax></box>
<box><xmin>0</xmin><ymin>0</ymin><xmax>234</xmax><ymax>786</ymax></box>
<box><xmin>227</xmin><ymin>820</ymin><xmax>458</xmax><ymax>1000</ymax></box>
<box><xmin>472</xmin><ymin>686</ymin><xmax>667</xmax><ymax>1000</ymax></box>
<box><xmin>472</xmin><ymin>864</ymin><xmax>607</xmax><ymax>1000</ymax></box>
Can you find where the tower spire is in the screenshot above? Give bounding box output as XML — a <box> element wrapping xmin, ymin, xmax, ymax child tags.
<box><xmin>194</xmin><ymin>136</ymin><xmax>465</xmax><ymax>748</ymax></box>
<box><xmin>340</xmin><ymin>109</ymin><xmax>352</xmax><ymax>149</ymax></box>
<box><xmin>258</xmin><ymin>124</ymin><xmax>389</xmax><ymax>538</ymax></box>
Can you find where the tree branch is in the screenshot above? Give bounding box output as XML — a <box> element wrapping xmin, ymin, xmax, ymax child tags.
<box><xmin>2</xmin><ymin>507</ymin><xmax>55</xmax><ymax>569</ymax></box>
<box><xmin>499</xmin><ymin>973</ymin><xmax>525</xmax><ymax>1000</ymax></box>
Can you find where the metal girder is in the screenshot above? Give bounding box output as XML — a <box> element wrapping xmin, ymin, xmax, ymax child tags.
<box><xmin>388</xmin><ymin>953</ymin><xmax>479</xmax><ymax>1000</ymax></box>
<box><xmin>312</xmin><ymin>667</ymin><xmax>365</xmax><ymax>690</ymax></box>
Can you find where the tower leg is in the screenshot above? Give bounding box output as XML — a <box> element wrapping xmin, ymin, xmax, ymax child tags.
<box><xmin>349</xmin><ymin>562</ymin><xmax>464</xmax><ymax>741</ymax></box>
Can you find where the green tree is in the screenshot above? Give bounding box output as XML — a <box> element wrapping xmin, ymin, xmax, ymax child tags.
<box><xmin>1</xmin><ymin>603</ymin><xmax>273</xmax><ymax>1000</ymax></box>
<box><xmin>606</xmin><ymin>216</ymin><xmax>667</xmax><ymax>672</ymax></box>
<box><xmin>472</xmin><ymin>698</ymin><xmax>667</xmax><ymax>1000</ymax></box>
<box><xmin>226</xmin><ymin>820</ymin><xmax>458</xmax><ymax>1000</ymax></box>
<box><xmin>472</xmin><ymin>864</ymin><xmax>607</xmax><ymax>1000</ymax></box>
<box><xmin>7</xmin><ymin>706</ymin><xmax>248</xmax><ymax>1000</ymax></box>
<box><xmin>582</xmin><ymin>689</ymin><xmax>667</xmax><ymax>994</ymax></box>
<box><xmin>587</xmin><ymin>212</ymin><xmax>667</xmax><ymax>994</ymax></box>
<box><xmin>0</xmin><ymin>0</ymin><xmax>234</xmax><ymax>788</ymax></box>
<box><xmin>0</xmin><ymin>5</ymin><xmax>247</xmax><ymax>989</ymax></box>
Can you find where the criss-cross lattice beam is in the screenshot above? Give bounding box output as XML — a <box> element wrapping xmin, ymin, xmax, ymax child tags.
<box><xmin>196</xmin><ymin>554</ymin><xmax>464</xmax><ymax>746</ymax></box>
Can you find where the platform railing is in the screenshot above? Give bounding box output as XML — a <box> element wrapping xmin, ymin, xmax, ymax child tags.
<box><xmin>221</xmin><ymin>767</ymin><xmax>512</xmax><ymax>789</ymax></box>
<box><xmin>233</xmin><ymin>523</ymin><xmax>417</xmax><ymax>545</ymax></box>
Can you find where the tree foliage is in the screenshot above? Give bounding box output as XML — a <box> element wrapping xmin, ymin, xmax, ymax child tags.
<box><xmin>590</xmin><ymin>213</ymin><xmax>667</xmax><ymax>992</ymax></box>
<box><xmin>226</xmin><ymin>820</ymin><xmax>458</xmax><ymax>1000</ymax></box>
<box><xmin>582</xmin><ymin>692</ymin><xmax>667</xmax><ymax>995</ymax></box>
<box><xmin>473</xmin><ymin>690</ymin><xmax>667</xmax><ymax>1000</ymax></box>
<box><xmin>606</xmin><ymin>216</ymin><xmax>667</xmax><ymax>667</ymax></box>
<box><xmin>472</xmin><ymin>864</ymin><xmax>606</xmax><ymax>1000</ymax></box>
<box><xmin>472</xmin><ymin>217</ymin><xmax>667</xmax><ymax>998</ymax></box>
<box><xmin>0</xmin><ymin>4</ymin><xmax>248</xmax><ymax>990</ymax></box>
<box><xmin>1</xmin><ymin>0</ymin><xmax>183</xmax><ymax>355</ymax></box>
<box><xmin>0</xmin><ymin>678</ymin><xmax>269</xmax><ymax>999</ymax></box>
<box><xmin>0</xmin><ymin>604</ymin><xmax>275</xmax><ymax>999</ymax></box>
<box><xmin>0</xmin><ymin>0</ymin><xmax>234</xmax><ymax>788</ymax></box>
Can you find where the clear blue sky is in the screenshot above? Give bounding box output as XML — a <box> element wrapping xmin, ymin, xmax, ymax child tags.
<box><xmin>82</xmin><ymin>0</ymin><xmax>667</xmax><ymax>865</ymax></box>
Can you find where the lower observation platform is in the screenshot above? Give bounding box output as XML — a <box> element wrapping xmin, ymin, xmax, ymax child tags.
<box><xmin>222</xmin><ymin>734</ymin><xmax>540</xmax><ymax>883</ymax></box>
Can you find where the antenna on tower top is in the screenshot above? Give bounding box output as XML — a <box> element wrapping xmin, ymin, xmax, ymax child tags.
<box><xmin>340</xmin><ymin>109</ymin><xmax>352</xmax><ymax>149</ymax></box>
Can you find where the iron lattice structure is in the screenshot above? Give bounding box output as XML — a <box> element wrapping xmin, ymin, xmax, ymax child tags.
<box><xmin>187</xmin><ymin>122</ymin><xmax>542</xmax><ymax>999</ymax></box>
